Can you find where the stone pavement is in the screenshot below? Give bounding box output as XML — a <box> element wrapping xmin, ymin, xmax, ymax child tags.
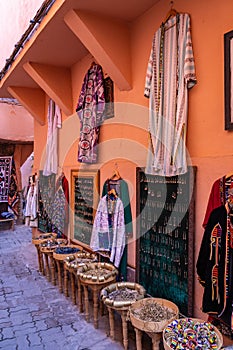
<box><xmin>0</xmin><ymin>225</ymin><xmax>143</xmax><ymax>350</ymax></box>
<box><xmin>2</xmin><ymin>226</ymin><xmax>232</xmax><ymax>350</ymax></box>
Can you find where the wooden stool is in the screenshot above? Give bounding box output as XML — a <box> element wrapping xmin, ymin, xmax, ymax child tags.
<box><xmin>129</xmin><ymin>298</ymin><xmax>179</xmax><ymax>350</ymax></box>
<box><xmin>40</xmin><ymin>238</ymin><xmax>67</xmax><ymax>284</ymax></box>
<box><xmin>63</xmin><ymin>252</ymin><xmax>97</xmax><ymax>312</ymax></box>
<box><xmin>101</xmin><ymin>282</ymin><xmax>146</xmax><ymax>350</ymax></box>
<box><xmin>53</xmin><ymin>245</ymin><xmax>83</xmax><ymax>293</ymax></box>
<box><xmin>77</xmin><ymin>262</ymin><xmax>118</xmax><ymax>329</ymax></box>
<box><xmin>0</xmin><ymin>218</ymin><xmax>14</xmax><ymax>230</ymax></box>
<box><xmin>32</xmin><ymin>233</ymin><xmax>57</xmax><ymax>274</ymax></box>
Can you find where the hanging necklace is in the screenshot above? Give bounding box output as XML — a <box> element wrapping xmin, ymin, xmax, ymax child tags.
<box><xmin>107</xmin><ymin>194</ymin><xmax>117</xmax><ymax>215</ymax></box>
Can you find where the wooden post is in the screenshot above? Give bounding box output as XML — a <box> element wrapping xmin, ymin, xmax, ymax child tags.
<box><xmin>108</xmin><ymin>307</ymin><xmax>115</xmax><ymax>339</ymax></box>
<box><xmin>135</xmin><ymin>328</ymin><xmax>142</xmax><ymax>350</ymax></box>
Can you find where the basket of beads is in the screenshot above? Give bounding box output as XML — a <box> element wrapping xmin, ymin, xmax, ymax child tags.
<box><xmin>64</xmin><ymin>251</ymin><xmax>98</xmax><ymax>269</ymax></box>
<box><xmin>77</xmin><ymin>262</ymin><xmax>118</xmax><ymax>284</ymax></box>
<box><xmin>162</xmin><ymin>318</ymin><xmax>223</xmax><ymax>350</ymax></box>
<box><xmin>129</xmin><ymin>297</ymin><xmax>179</xmax><ymax>333</ymax></box>
<box><xmin>32</xmin><ymin>232</ymin><xmax>57</xmax><ymax>245</ymax></box>
<box><xmin>101</xmin><ymin>282</ymin><xmax>146</xmax><ymax>309</ymax></box>
<box><xmin>40</xmin><ymin>238</ymin><xmax>67</xmax><ymax>252</ymax></box>
<box><xmin>53</xmin><ymin>245</ymin><xmax>82</xmax><ymax>260</ymax></box>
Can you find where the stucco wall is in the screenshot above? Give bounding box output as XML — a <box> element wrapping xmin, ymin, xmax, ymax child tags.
<box><xmin>0</xmin><ymin>0</ymin><xmax>40</xmax><ymax>142</ymax></box>
<box><xmin>20</xmin><ymin>0</ymin><xmax>233</xmax><ymax>322</ymax></box>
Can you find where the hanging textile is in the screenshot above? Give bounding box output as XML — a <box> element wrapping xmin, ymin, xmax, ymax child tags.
<box><xmin>51</xmin><ymin>173</ymin><xmax>69</xmax><ymax>238</ymax></box>
<box><xmin>62</xmin><ymin>174</ymin><xmax>69</xmax><ymax>237</ymax></box>
<box><xmin>38</xmin><ymin>171</ymin><xmax>56</xmax><ymax>232</ymax></box>
<box><xmin>144</xmin><ymin>13</ymin><xmax>196</xmax><ymax>176</ymax></box>
<box><xmin>43</xmin><ymin>99</ymin><xmax>62</xmax><ymax>176</ymax></box>
<box><xmin>202</xmin><ymin>175</ymin><xmax>233</xmax><ymax>228</ymax></box>
<box><xmin>102</xmin><ymin>178</ymin><xmax>132</xmax><ymax>280</ymax></box>
<box><xmin>25</xmin><ymin>175</ymin><xmax>38</xmax><ymax>228</ymax></box>
<box><xmin>196</xmin><ymin>203</ymin><xmax>233</xmax><ymax>333</ymax></box>
<box><xmin>0</xmin><ymin>156</ymin><xmax>12</xmax><ymax>202</ymax></box>
<box><xmin>8</xmin><ymin>158</ymin><xmax>19</xmax><ymax>215</ymax></box>
<box><xmin>90</xmin><ymin>194</ymin><xmax>125</xmax><ymax>268</ymax></box>
<box><xmin>76</xmin><ymin>63</ymin><xmax>105</xmax><ymax>163</ymax></box>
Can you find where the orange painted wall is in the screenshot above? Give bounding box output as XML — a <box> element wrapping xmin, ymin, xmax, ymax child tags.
<box><xmin>32</xmin><ymin>0</ymin><xmax>233</xmax><ymax>321</ymax></box>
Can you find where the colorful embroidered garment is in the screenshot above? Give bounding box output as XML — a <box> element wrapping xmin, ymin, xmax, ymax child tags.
<box><xmin>197</xmin><ymin>205</ymin><xmax>233</xmax><ymax>331</ymax></box>
<box><xmin>203</xmin><ymin>175</ymin><xmax>233</xmax><ymax>228</ymax></box>
<box><xmin>8</xmin><ymin>158</ymin><xmax>19</xmax><ymax>215</ymax></box>
<box><xmin>90</xmin><ymin>194</ymin><xmax>125</xmax><ymax>268</ymax></box>
<box><xmin>0</xmin><ymin>156</ymin><xmax>12</xmax><ymax>202</ymax></box>
<box><xmin>144</xmin><ymin>13</ymin><xmax>196</xmax><ymax>176</ymax></box>
<box><xmin>76</xmin><ymin>63</ymin><xmax>105</xmax><ymax>163</ymax></box>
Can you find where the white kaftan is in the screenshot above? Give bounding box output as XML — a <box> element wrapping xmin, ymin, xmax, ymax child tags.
<box><xmin>144</xmin><ymin>13</ymin><xmax>197</xmax><ymax>176</ymax></box>
<box><xmin>43</xmin><ymin>99</ymin><xmax>62</xmax><ymax>176</ymax></box>
<box><xmin>90</xmin><ymin>195</ymin><xmax>125</xmax><ymax>268</ymax></box>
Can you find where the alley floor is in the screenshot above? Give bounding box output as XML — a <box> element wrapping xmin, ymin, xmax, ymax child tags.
<box><xmin>0</xmin><ymin>225</ymin><xmax>144</xmax><ymax>350</ymax></box>
<box><xmin>0</xmin><ymin>225</ymin><xmax>232</xmax><ymax>350</ymax></box>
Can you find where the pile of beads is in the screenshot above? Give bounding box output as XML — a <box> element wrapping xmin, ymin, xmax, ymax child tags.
<box><xmin>55</xmin><ymin>246</ymin><xmax>80</xmax><ymax>254</ymax></box>
<box><xmin>108</xmin><ymin>287</ymin><xmax>140</xmax><ymax>302</ymax></box>
<box><xmin>132</xmin><ymin>302</ymin><xmax>176</xmax><ymax>322</ymax></box>
<box><xmin>163</xmin><ymin>318</ymin><xmax>221</xmax><ymax>349</ymax></box>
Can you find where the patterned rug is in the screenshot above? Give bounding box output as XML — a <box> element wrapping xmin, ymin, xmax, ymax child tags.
<box><xmin>8</xmin><ymin>158</ymin><xmax>19</xmax><ymax>215</ymax></box>
<box><xmin>0</xmin><ymin>156</ymin><xmax>12</xmax><ymax>202</ymax></box>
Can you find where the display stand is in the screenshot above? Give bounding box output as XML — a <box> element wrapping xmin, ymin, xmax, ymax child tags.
<box><xmin>136</xmin><ymin>167</ymin><xmax>196</xmax><ymax>316</ymax></box>
<box><xmin>70</xmin><ymin>169</ymin><xmax>99</xmax><ymax>248</ymax></box>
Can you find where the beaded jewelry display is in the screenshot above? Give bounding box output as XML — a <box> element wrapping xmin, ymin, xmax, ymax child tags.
<box><xmin>163</xmin><ymin>318</ymin><xmax>222</xmax><ymax>349</ymax></box>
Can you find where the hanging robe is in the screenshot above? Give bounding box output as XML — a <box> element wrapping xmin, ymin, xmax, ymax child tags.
<box><xmin>43</xmin><ymin>99</ymin><xmax>62</xmax><ymax>176</ymax></box>
<box><xmin>76</xmin><ymin>63</ymin><xmax>105</xmax><ymax>164</ymax></box>
<box><xmin>144</xmin><ymin>13</ymin><xmax>196</xmax><ymax>176</ymax></box>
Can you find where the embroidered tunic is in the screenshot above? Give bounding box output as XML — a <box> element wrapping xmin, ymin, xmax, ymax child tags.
<box><xmin>90</xmin><ymin>195</ymin><xmax>125</xmax><ymax>268</ymax></box>
<box><xmin>102</xmin><ymin>178</ymin><xmax>132</xmax><ymax>281</ymax></box>
<box><xmin>43</xmin><ymin>99</ymin><xmax>62</xmax><ymax>176</ymax></box>
<box><xmin>144</xmin><ymin>13</ymin><xmax>196</xmax><ymax>176</ymax></box>
<box><xmin>203</xmin><ymin>175</ymin><xmax>233</xmax><ymax>228</ymax></box>
<box><xmin>197</xmin><ymin>205</ymin><xmax>233</xmax><ymax>330</ymax></box>
<box><xmin>76</xmin><ymin>64</ymin><xmax>105</xmax><ymax>163</ymax></box>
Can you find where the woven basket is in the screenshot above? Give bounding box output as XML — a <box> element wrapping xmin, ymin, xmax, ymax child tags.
<box><xmin>101</xmin><ymin>282</ymin><xmax>146</xmax><ymax>308</ymax></box>
<box><xmin>53</xmin><ymin>245</ymin><xmax>82</xmax><ymax>260</ymax></box>
<box><xmin>32</xmin><ymin>232</ymin><xmax>57</xmax><ymax>245</ymax></box>
<box><xmin>64</xmin><ymin>251</ymin><xmax>98</xmax><ymax>269</ymax></box>
<box><xmin>40</xmin><ymin>238</ymin><xmax>67</xmax><ymax>252</ymax></box>
<box><xmin>77</xmin><ymin>262</ymin><xmax>118</xmax><ymax>284</ymax></box>
<box><xmin>129</xmin><ymin>298</ymin><xmax>179</xmax><ymax>333</ymax></box>
<box><xmin>162</xmin><ymin>318</ymin><xmax>223</xmax><ymax>350</ymax></box>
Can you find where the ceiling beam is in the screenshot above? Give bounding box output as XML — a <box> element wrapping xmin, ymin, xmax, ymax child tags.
<box><xmin>23</xmin><ymin>62</ymin><xmax>73</xmax><ymax>116</ymax></box>
<box><xmin>7</xmin><ymin>86</ymin><xmax>46</xmax><ymax>125</ymax></box>
<box><xmin>64</xmin><ymin>9</ymin><xmax>132</xmax><ymax>91</ymax></box>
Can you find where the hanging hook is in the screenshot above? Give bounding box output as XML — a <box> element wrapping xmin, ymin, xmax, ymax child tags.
<box><xmin>170</xmin><ymin>1</ymin><xmax>174</xmax><ymax>9</ymax></box>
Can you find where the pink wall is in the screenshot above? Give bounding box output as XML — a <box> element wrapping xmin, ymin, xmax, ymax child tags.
<box><xmin>0</xmin><ymin>0</ymin><xmax>44</xmax><ymax>69</ymax></box>
<box><xmin>0</xmin><ymin>102</ymin><xmax>33</xmax><ymax>141</ymax></box>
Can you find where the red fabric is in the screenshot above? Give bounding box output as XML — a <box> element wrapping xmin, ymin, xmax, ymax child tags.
<box><xmin>62</xmin><ymin>175</ymin><xmax>69</xmax><ymax>237</ymax></box>
<box><xmin>203</xmin><ymin>178</ymin><xmax>224</xmax><ymax>228</ymax></box>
